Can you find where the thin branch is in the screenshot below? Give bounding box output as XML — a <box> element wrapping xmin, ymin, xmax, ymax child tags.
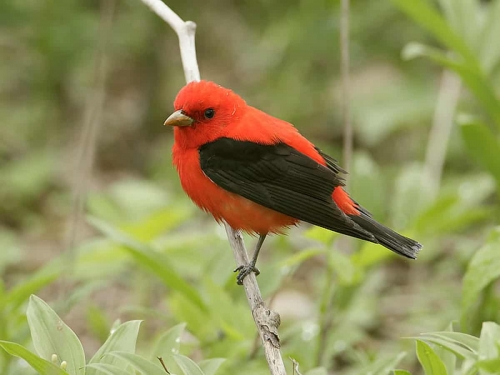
<box><xmin>139</xmin><ymin>0</ymin><xmax>200</xmax><ymax>83</ymax></box>
<box><xmin>340</xmin><ymin>0</ymin><xmax>352</xmax><ymax>188</ymax></box>
<box><xmin>224</xmin><ymin>225</ymin><xmax>286</xmax><ymax>375</ymax></box>
<box><xmin>424</xmin><ymin>70</ymin><xmax>461</xmax><ymax>197</ymax></box>
<box><xmin>138</xmin><ymin>1</ymin><xmax>287</xmax><ymax>374</ymax></box>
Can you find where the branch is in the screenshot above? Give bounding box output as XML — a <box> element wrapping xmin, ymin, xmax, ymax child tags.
<box><xmin>139</xmin><ymin>0</ymin><xmax>199</xmax><ymax>83</ymax></box>
<box><xmin>138</xmin><ymin>1</ymin><xmax>287</xmax><ymax>374</ymax></box>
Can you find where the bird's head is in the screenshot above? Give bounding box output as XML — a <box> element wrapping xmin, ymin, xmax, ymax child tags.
<box><xmin>165</xmin><ymin>80</ymin><xmax>246</xmax><ymax>149</ymax></box>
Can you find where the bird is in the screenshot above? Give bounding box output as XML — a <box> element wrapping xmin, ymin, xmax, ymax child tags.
<box><xmin>164</xmin><ymin>80</ymin><xmax>422</xmax><ymax>284</ymax></box>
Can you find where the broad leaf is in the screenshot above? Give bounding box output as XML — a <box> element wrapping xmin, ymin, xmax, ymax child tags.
<box><xmin>412</xmin><ymin>335</ymin><xmax>475</xmax><ymax>361</ymax></box>
<box><xmin>198</xmin><ymin>358</ymin><xmax>226</xmax><ymax>375</ymax></box>
<box><xmin>0</xmin><ymin>341</ymin><xmax>68</xmax><ymax>375</ymax></box>
<box><xmin>105</xmin><ymin>351</ymin><xmax>167</xmax><ymax>375</ymax></box>
<box><xmin>462</xmin><ymin>229</ymin><xmax>500</xmax><ymax>327</ymax></box>
<box><xmin>150</xmin><ymin>322</ymin><xmax>186</xmax><ymax>360</ymax></box>
<box><xmin>87</xmin><ymin>320</ymin><xmax>142</xmax><ymax>375</ymax></box>
<box><xmin>174</xmin><ymin>354</ymin><xmax>205</xmax><ymax>375</ymax></box>
<box><xmin>415</xmin><ymin>340</ymin><xmax>448</xmax><ymax>375</ymax></box>
<box><xmin>85</xmin><ymin>363</ymin><xmax>127</xmax><ymax>375</ymax></box>
<box><xmin>27</xmin><ymin>295</ymin><xmax>85</xmax><ymax>375</ymax></box>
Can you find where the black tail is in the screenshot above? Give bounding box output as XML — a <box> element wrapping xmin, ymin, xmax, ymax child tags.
<box><xmin>349</xmin><ymin>212</ymin><xmax>422</xmax><ymax>259</ymax></box>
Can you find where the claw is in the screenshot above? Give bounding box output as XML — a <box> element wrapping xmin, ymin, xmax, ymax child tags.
<box><xmin>234</xmin><ymin>263</ymin><xmax>260</xmax><ymax>285</ymax></box>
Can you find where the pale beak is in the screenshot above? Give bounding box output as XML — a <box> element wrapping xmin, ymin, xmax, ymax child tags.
<box><xmin>164</xmin><ymin>110</ymin><xmax>194</xmax><ymax>127</ymax></box>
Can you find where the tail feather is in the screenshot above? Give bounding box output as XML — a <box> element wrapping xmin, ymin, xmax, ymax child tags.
<box><xmin>349</xmin><ymin>213</ymin><xmax>422</xmax><ymax>259</ymax></box>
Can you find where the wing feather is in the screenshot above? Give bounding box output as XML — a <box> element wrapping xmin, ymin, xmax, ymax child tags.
<box><xmin>199</xmin><ymin>138</ymin><xmax>376</xmax><ymax>242</ymax></box>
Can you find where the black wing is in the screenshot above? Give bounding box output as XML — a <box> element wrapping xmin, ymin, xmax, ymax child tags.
<box><xmin>199</xmin><ymin>137</ymin><xmax>375</xmax><ymax>241</ymax></box>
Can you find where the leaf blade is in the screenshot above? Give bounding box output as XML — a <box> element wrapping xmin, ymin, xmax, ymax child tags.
<box><xmin>27</xmin><ymin>295</ymin><xmax>85</xmax><ymax>375</ymax></box>
<box><xmin>0</xmin><ymin>341</ymin><xmax>68</xmax><ymax>375</ymax></box>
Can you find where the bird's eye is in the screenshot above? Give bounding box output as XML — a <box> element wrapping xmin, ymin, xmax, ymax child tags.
<box><xmin>204</xmin><ymin>108</ymin><xmax>215</xmax><ymax>119</ymax></box>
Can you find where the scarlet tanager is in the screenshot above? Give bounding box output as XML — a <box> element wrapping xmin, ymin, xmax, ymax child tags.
<box><xmin>165</xmin><ymin>80</ymin><xmax>422</xmax><ymax>284</ymax></box>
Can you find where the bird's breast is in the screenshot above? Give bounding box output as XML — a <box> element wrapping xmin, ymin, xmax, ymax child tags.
<box><xmin>173</xmin><ymin>146</ymin><xmax>297</xmax><ymax>234</ymax></box>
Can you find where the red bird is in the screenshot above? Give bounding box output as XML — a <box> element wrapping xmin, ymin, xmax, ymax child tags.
<box><xmin>165</xmin><ymin>80</ymin><xmax>421</xmax><ymax>284</ymax></box>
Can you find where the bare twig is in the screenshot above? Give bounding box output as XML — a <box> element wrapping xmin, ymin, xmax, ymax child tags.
<box><xmin>424</xmin><ymin>70</ymin><xmax>461</xmax><ymax>197</ymax></box>
<box><xmin>340</xmin><ymin>0</ymin><xmax>352</xmax><ymax>187</ymax></box>
<box><xmin>138</xmin><ymin>1</ymin><xmax>287</xmax><ymax>374</ymax></box>
<box><xmin>290</xmin><ymin>358</ymin><xmax>304</xmax><ymax>375</ymax></box>
<box><xmin>157</xmin><ymin>357</ymin><xmax>170</xmax><ymax>373</ymax></box>
<box><xmin>224</xmin><ymin>225</ymin><xmax>286</xmax><ymax>375</ymax></box>
<box><xmin>139</xmin><ymin>0</ymin><xmax>199</xmax><ymax>83</ymax></box>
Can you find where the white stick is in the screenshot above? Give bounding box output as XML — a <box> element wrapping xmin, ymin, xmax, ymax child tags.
<box><xmin>139</xmin><ymin>0</ymin><xmax>200</xmax><ymax>83</ymax></box>
<box><xmin>138</xmin><ymin>1</ymin><xmax>287</xmax><ymax>374</ymax></box>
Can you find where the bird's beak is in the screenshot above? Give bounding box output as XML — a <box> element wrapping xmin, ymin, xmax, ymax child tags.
<box><xmin>164</xmin><ymin>110</ymin><xmax>194</xmax><ymax>127</ymax></box>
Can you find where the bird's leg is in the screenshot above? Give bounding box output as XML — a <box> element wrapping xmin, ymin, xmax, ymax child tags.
<box><xmin>234</xmin><ymin>234</ymin><xmax>267</xmax><ymax>285</ymax></box>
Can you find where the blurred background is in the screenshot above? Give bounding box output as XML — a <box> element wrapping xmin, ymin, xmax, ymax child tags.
<box><xmin>1</xmin><ymin>0</ymin><xmax>500</xmax><ymax>374</ymax></box>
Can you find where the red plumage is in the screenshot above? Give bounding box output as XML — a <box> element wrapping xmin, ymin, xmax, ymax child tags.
<box><xmin>165</xmin><ymin>80</ymin><xmax>421</xmax><ymax>270</ymax></box>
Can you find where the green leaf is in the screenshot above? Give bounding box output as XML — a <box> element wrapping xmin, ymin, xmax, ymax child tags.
<box><xmin>477</xmin><ymin>0</ymin><xmax>500</xmax><ymax>73</ymax></box>
<box><xmin>393</xmin><ymin>371</ymin><xmax>412</xmax><ymax>375</ymax></box>
<box><xmin>85</xmin><ymin>363</ymin><xmax>127</xmax><ymax>375</ymax></box>
<box><xmin>124</xmin><ymin>207</ymin><xmax>192</xmax><ymax>242</ymax></box>
<box><xmin>198</xmin><ymin>358</ymin><xmax>226</xmax><ymax>375</ymax></box>
<box><xmin>203</xmin><ymin>279</ymin><xmax>247</xmax><ymax>340</ymax></box>
<box><xmin>462</xmin><ymin>229</ymin><xmax>500</xmax><ymax>326</ymax></box>
<box><xmin>89</xmin><ymin>216</ymin><xmax>207</xmax><ymax>312</ymax></box>
<box><xmin>460</xmin><ymin>122</ymin><xmax>500</xmax><ymax>185</ymax></box>
<box><xmin>430</xmin><ymin>336</ymin><xmax>456</xmax><ymax>375</ymax></box>
<box><xmin>479</xmin><ymin>322</ymin><xmax>500</xmax><ymax>360</ymax></box>
<box><xmin>87</xmin><ymin>320</ymin><xmax>142</xmax><ymax>375</ymax></box>
<box><xmin>415</xmin><ymin>340</ymin><xmax>448</xmax><ymax>375</ymax></box>
<box><xmin>412</xmin><ymin>334</ymin><xmax>475</xmax><ymax>361</ymax></box>
<box><xmin>425</xmin><ymin>331</ymin><xmax>478</xmax><ymax>353</ymax></box>
<box><xmin>105</xmin><ymin>351</ymin><xmax>167</xmax><ymax>375</ymax></box>
<box><xmin>173</xmin><ymin>354</ymin><xmax>205</xmax><ymax>375</ymax></box>
<box><xmin>477</xmin><ymin>358</ymin><xmax>500</xmax><ymax>373</ymax></box>
<box><xmin>391</xmin><ymin>0</ymin><xmax>477</xmax><ymax>67</ymax></box>
<box><xmin>27</xmin><ymin>295</ymin><xmax>85</xmax><ymax>375</ymax></box>
<box><xmin>476</xmin><ymin>322</ymin><xmax>500</xmax><ymax>373</ymax></box>
<box><xmin>437</xmin><ymin>0</ymin><xmax>478</xmax><ymax>47</ymax></box>
<box><xmin>0</xmin><ymin>341</ymin><xmax>68</xmax><ymax>375</ymax></box>
<box><xmin>5</xmin><ymin>263</ymin><xmax>60</xmax><ymax>312</ymax></box>
<box><xmin>150</xmin><ymin>323</ymin><xmax>186</xmax><ymax>360</ymax></box>
<box><xmin>402</xmin><ymin>43</ymin><xmax>500</xmax><ymax>127</ymax></box>
<box><xmin>356</xmin><ymin>352</ymin><xmax>406</xmax><ymax>375</ymax></box>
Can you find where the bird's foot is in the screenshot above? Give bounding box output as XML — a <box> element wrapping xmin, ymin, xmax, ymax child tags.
<box><xmin>234</xmin><ymin>263</ymin><xmax>260</xmax><ymax>285</ymax></box>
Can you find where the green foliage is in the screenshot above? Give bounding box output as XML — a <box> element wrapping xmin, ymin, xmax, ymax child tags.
<box><xmin>1</xmin><ymin>0</ymin><xmax>500</xmax><ymax>375</ymax></box>
<box><xmin>0</xmin><ymin>296</ymin><xmax>223</xmax><ymax>375</ymax></box>
<box><xmin>393</xmin><ymin>0</ymin><xmax>500</xmax><ymax>196</ymax></box>
<box><xmin>415</xmin><ymin>341</ymin><xmax>448</xmax><ymax>375</ymax></box>
<box><xmin>406</xmin><ymin>321</ymin><xmax>500</xmax><ymax>374</ymax></box>
<box><xmin>27</xmin><ymin>296</ymin><xmax>85</xmax><ymax>375</ymax></box>
<box><xmin>462</xmin><ymin>229</ymin><xmax>500</xmax><ymax>330</ymax></box>
<box><xmin>393</xmin><ymin>0</ymin><xmax>500</xmax><ymax>128</ymax></box>
<box><xmin>460</xmin><ymin>122</ymin><xmax>500</xmax><ymax>187</ymax></box>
